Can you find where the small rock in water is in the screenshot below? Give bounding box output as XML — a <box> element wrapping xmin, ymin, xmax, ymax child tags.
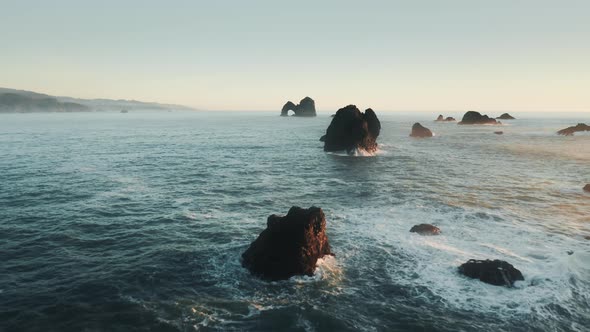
<box><xmin>566</xmin><ymin>250</ymin><xmax>574</xmax><ymax>255</ymax></box>
<box><xmin>409</xmin><ymin>223</ymin><xmax>440</xmax><ymax>235</ymax></box>
<box><xmin>584</xmin><ymin>184</ymin><xmax>590</xmax><ymax>192</ymax></box>
<box><xmin>458</xmin><ymin>259</ymin><xmax>524</xmax><ymax>287</ymax></box>
<box><xmin>496</xmin><ymin>113</ymin><xmax>515</xmax><ymax>120</ymax></box>
<box><xmin>410</xmin><ymin>123</ymin><xmax>433</xmax><ymax>138</ymax></box>
<box><xmin>494</xmin><ymin>131</ymin><xmax>504</xmax><ymax>135</ymax></box>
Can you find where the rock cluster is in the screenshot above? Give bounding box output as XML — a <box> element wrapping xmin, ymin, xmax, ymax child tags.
<box><xmin>436</xmin><ymin>114</ymin><xmax>456</xmax><ymax>122</ymax></box>
<box><xmin>458</xmin><ymin>111</ymin><xmax>499</xmax><ymax>125</ymax></box>
<box><xmin>557</xmin><ymin>123</ymin><xmax>590</xmax><ymax>136</ymax></box>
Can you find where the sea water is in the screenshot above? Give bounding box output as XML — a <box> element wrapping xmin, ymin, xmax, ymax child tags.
<box><xmin>1</xmin><ymin>111</ymin><xmax>589</xmax><ymax>331</ymax></box>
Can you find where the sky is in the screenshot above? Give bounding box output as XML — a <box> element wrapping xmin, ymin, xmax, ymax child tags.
<box><xmin>1</xmin><ymin>0</ymin><xmax>589</xmax><ymax>111</ymax></box>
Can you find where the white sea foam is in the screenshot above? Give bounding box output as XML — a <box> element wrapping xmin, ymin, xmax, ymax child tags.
<box><xmin>336</xmin><ymin>204</ymin><xmax>589</xmax><ymax>322</ymax></box>
<box><xmin>326</xmin><ymin>147</ymin><xmax>386</xmax><ymax>157</ymax></box>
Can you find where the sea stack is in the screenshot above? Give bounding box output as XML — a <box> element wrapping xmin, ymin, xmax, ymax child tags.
<box><xmin>557</xmin><ymin>123</ymin><xmax>590</xmax><ymax>136</ymax></box>
<box><xmin>496</xmin><ymin>113</ymin><xmax>515</xmax><ymax>120</ymax></box>
<box><xmin>241</xmin><ymin>206</ymin><xmax>331</xmax><ymax>281</ymax></box>
<box><xmin>410</xmin><ymin>123</ymin><xmax>433</xmax><ymax>138</ymax></box>
<box><xmin>435</xmin><ymin>115</ymin><xmax>456</xmax><ymax>122</ymax></box>
<box><xmin>458</xmin><ymin>259</ymin><xmax>524</xmax><ymax>287</ymax></box>
<box><xmin>410</xmin><ymin>224</ymin><xmax>441</xmax><ymax>235</ymax></box>
<box><xmin>458</xmin><ymin>111</ymin><xmax>498</xmax><ymax>125</ymax></box>
<box><xmin>321</xmin><ymin>105</ymin><xmax>381</xmax><ymax>154</ymax></box>
<box><xmin>281</xmin><ymin>97</ymin><xmax>316</xmax><ymax>117</ymax></box>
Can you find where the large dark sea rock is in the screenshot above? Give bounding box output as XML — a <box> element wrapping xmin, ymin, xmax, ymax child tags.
<box><xmin>241</xmin><ymin>206</ymin><xmax>331</xmax><ymax>280</ymax></box>
<box><xmin>436</xmin><ymin>114</ymin><xmax>456</xmax><ymax>122</ymax></box>
<box><xmin>410</xmin><ymin>224</ymin><xmax>440</xmax><ymax>235</ymax></box>
<box><xmin>281</xmin><ymin>97</ymin><xmax>316</xmax><ymax>117</ymax></box>
<box><xmin>321</xmin><ymin>105</ymin><xmax>381</xmax><ymax>154</ymax></box>
<box><xmin>496</xmin><ymin>113</ymin><xmax>515</xmax><ymax>120</ymax></box>
<box><xmin>458</xmin><ymin>111</ymin><xmax>498</xmax><ymax>125</ymax></box>
<box><xmin>584</xmin><ymin>184</ymin><xmax>590</xmax><ymax>192</ymax></box>
<box><xmin>458</xmin><ymin>259</ymin><xmax>524</xmax><ymax>287</ymax></box>
<box><xmin>557</xmin><ymin>123</ymin><xmax>590</xmax><ymax>136</ymax></box>
<box><xmin>410</xmin><ymin>123</ymin><xmax>433</xmax><ymax>138</ymax></box>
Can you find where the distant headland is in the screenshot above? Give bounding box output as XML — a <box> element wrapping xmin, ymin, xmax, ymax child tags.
<box><xmin>0</xmin><ymin>87</ymin><xmax>196</xmax><ymax>113</ymax></box>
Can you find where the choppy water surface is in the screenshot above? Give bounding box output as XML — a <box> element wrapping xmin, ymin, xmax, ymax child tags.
<box><xmin>1</xmin><ymin>111</ymin><xmax>589</xmax><ymax>331</ymax></box>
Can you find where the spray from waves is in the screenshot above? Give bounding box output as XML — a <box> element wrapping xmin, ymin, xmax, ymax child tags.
<box><xmin>333</xmin><ymin>204</ymin><xmax>590</xmax><ymax>327</ymax></box>
<box><xmin>183</xmin><ymin>249</ymin><xmax>345</xmax><ymax>329</ymax></box>
<box><xmin>326</xmin><ymin>147</ymin><xmax>388</xmax><ymax>157</ymax></box>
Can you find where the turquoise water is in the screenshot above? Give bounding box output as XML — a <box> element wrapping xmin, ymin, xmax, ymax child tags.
<box><xmin>1</xmin><ymin>111</ymin><xmax>589</xmax><ymax>331</ymax></box>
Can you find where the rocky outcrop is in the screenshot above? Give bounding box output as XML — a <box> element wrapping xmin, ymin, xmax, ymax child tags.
<box><xmin>458</xmin><ymin>259</ymin><xmax>524</xmax><ymax>287</ymax></box>
<box><xmin>281</xmin><ymin>97</ymin><xmax>316</xmax><ymax>117</ymax></box>
<box><xmin>496</xmin><ymin>113</ymin><xmax>515</xmax><ymax>120</ymax></box>
<box><xmin>410</xmin><ymin>123</ymin><xmax>433</xmax><ymax>138</ymax></box>
<box><xmin>458</xmin><ymin>111</ymin><xmax>498</xmax><ymax>125</ymax></box>
<box><xmin>436</xmin><ymin>114</ymin><xmax>456</xmax><ymax>122</ymax></box>
<box><xmin>241</xmin><ymin>206</ymin><xmax>331</xmax><ymax>280</ymax></box>
<box><xmin>410</xmin><ymin>224</ymin><xmax>440</xmax><ymax>235</ymax></box>
<box><xmin>584</xmin><ymin>184</ymin><xmax>590</xmax><ymax>192</ymax></box>
<box><xmin>321</xmin><ymin>105</ymin><xmax>381</xmax><ymax>154</ymax></box>
<box><xmin>557</xmin><ymin>123</ymin><xmax>590</xmax><ymax>136</ymax></box>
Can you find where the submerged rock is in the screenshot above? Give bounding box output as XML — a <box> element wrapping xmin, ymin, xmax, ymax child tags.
<box><xmin>557</xmin><ymin>123</ymin><xmax>590</xmax><ymax>136</ymax></box>
<box><xmin>410</xmin><ymin>123</ymin><xmax>433</xmax><ymax>138</ymax></box>
<box><xmin>321</xmin><ymin>105</ymin><xmax>381</xmax><ymax>154</ymax></box>
<box><xmin>496</xmin><ymin>113</ymin><xmax>515</xmax><ymax>120</ymax></box>
<box><xmin>458</xmin><ymin>259</ymin><xmax>524</xmax><ymax>287</ymax></box>
<box><xmin>241</xmin><ymin>206</ymin><xmax>331</xmax><ymax>280</ymax></box>
<box><xmin>458</xmin><ymin>111</ymin><xmax>498</xmax><ymax>125</ymax></box>
<box><xmin>584</xmin><ymin>184</ymin><xmax>590</xmax><ymax>192</ymax></box>
<box><xmin>410</xmin><ymin>224</ymin><xmax>440</xmax><ymax>235</ymax></box>
<box><xmin>281</xmin><ymin>97</ymin><xmax>316</xmax><ymax>117</ymax></box>
<box><xmin>435</xmin><ymin>114</ymin><xmax>456</xmax><ymax>122</ymax></box>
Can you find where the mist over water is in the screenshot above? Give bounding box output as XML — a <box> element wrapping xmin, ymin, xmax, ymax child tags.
<box><xmin>1</xmin><ymin>111</ymin><xmax>589</xmax><ymax>331</ymax></box>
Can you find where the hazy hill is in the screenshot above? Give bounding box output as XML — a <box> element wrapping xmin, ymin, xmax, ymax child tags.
<box><xmin>0</xmin><ymin>88</ymin><xmax>195</xmax><ymax>113</ymax></box>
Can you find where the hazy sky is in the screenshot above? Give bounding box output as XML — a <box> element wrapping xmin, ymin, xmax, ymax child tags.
<box><xmin>1</xmin><ymin>0</ymin><xmax>589</xmax><ymax>111</ymax></box>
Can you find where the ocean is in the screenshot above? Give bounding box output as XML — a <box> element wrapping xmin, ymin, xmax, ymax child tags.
<box><xmin>1</xmin><ymin>111</ymin><xmax>589</xmax><ymax>331</ymax></box>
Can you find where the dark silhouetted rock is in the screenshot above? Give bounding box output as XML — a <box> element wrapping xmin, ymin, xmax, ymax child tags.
<box><xmin>584</xmin><ymin>184</ymin><xmax>590</xmax><ymax>192</ymax></box>
<box><xmin>410</xmin><ymin>123</ymin><xmax>433</xmax><ymax>138</ymax></box>
<box><xmin>458</xmin><ymin>111</ymin><xmax>498</xmax><ymax>125</ymax></box>
<box><xmin>321</xmin><ymin>105</ymin><xmax>381</xmax><ymax>154</ymax></box>
<box><xmin>410</xmin><ymin>224</ymin><xmax>441</xmax><ymax>235</ymax></box>
<box><xmin>494</xmin><ymin>131</ymin><xmax>503</xmax><ymax>135</ymax></box>
<box><xmin>281</xmin><ymin>97</ymin><xmax>316</xmax><ymax>117</ymax></box>
<box><xmin>557</xmin><ymin>123</ymin><xmax>590</xmax><ymax>136</ymax></box>
<box><xmin>241</xmin><ymin>206</ymin><xmax>331</xmax><ymax>281</ymax></box>
<box><xmin>435</xmin><ymin>114</ymin><xmax>456</xmax><ymax>122</ymax></box>
<box><xmin>496</xmin><ymin>113</ymin><xmax>515</xmax><ymax>120</ymax></box>
<box><xmin>458</xmin><ymin>259</ymin><xmax>524</xmax><ymax>287</ymax></box>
